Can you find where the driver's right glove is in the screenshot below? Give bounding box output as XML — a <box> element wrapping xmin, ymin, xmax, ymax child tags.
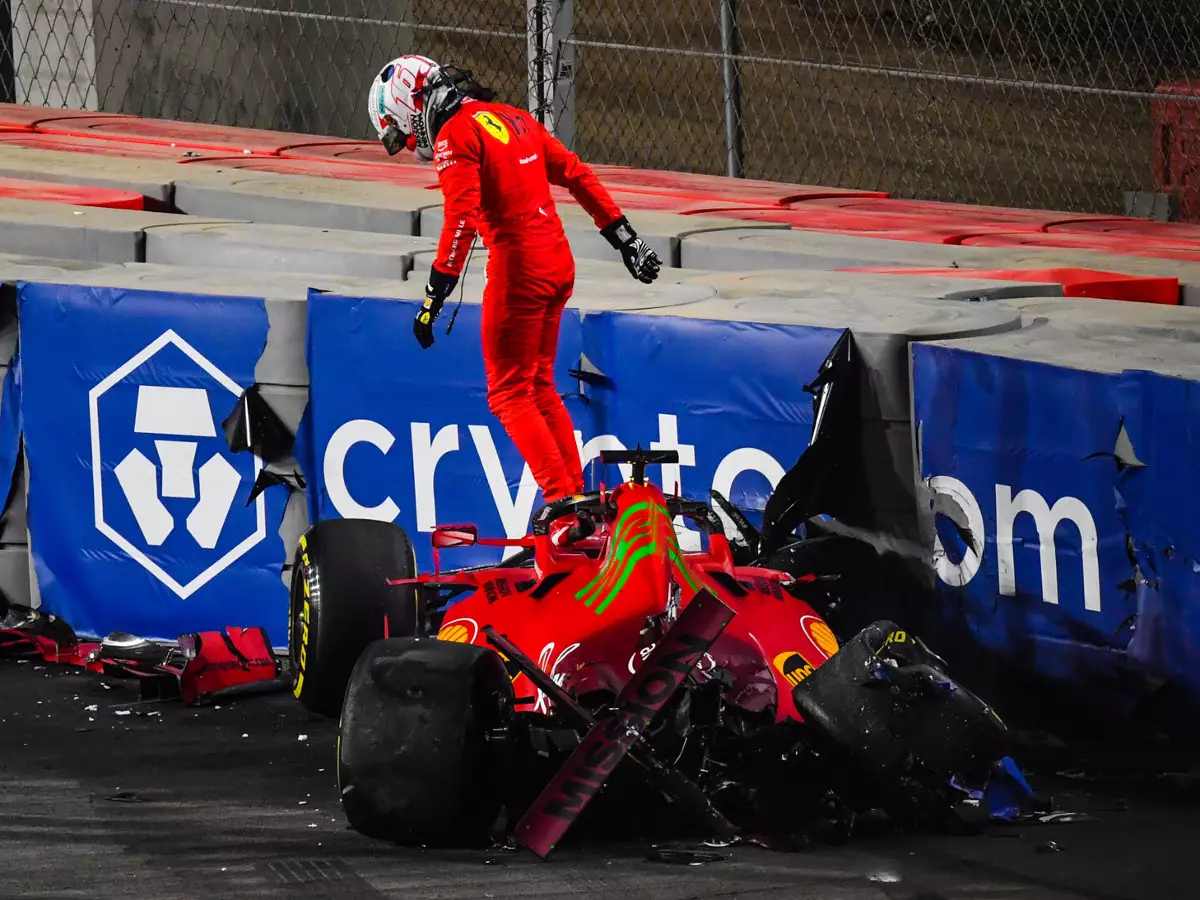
<box><xmin>413</xmin><ymin>266</ymin><xmax>458</xmax><ymax>350</ymax></box>
<box><xmin>601</xmin><ymin>215</ymin><xmax>662</xmax><ymax>284</ymax></box>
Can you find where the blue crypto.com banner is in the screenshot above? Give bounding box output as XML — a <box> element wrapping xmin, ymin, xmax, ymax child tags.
<box><xmin>913</xmin><ymin>343</ymin><xmax>1200</xmax><ymax>701</ymax></box>
<box><xmin>19</xmin><ymin>283</ymin><xmax>290</xmax><ymax>643</ymax></box>
<box><xmin>581</xmin><ymin>311</ymin><xmax>842</xmax><ymax>551</ymax></box>
<box><xmin>303</xmin><ymin>292</ymin><xmax>839</xmax><ymax>571</ymax></box>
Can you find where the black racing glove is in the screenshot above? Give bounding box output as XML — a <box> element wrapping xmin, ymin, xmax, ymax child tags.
<box><xmin>413</xmin><ymin>267</ymin><xmax>459</xmax><ymax>350</ymax></box>
<box><xmin>601</xmin><ymin>215</ymin><xmax>662</xmax><ymax>284</ymax></box>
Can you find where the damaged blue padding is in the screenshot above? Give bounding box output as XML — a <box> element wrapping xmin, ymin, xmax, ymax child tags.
<box><xmin>984</xmin><ymin>756</ymin><xmax>1036</xmax><ymax>821</ymax></box>
<box><xmin>912</xmin><ymin>346</ymin><xmax>1134</xmax><ymax>671</ymax></box>
<box><xmin>913</xmin><ymin>343</ymin><xmax>1200</xmax><ymax>710</ymax></box>
<box><xmin>1118</xmin><ymin>371</ymin><xmax>1200</xmax><ymax>697</ymax></box>
<box><xmin>18</xmin><ymin>282</ymin><xmax>291</xmax><ymax>644</ymax></box>
<box><xmin>0</xmin><ymin>339</ymin><xmax>23</xmax><ymax>507</ymax></box>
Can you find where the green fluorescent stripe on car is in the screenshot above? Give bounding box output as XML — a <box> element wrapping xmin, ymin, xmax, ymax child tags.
<box><xmin>581</xmin><ymin>518</ymin><xmax>655</xmax><ymax>609</ymax></box>
<box><xmin>575</xmin><ymin>501</ymin><xmax>651</xmax><ymax>606</ymax></box>
<box><xmin>593</xmin><ymin>543</ymin><xmax>659</xmax><ymax>615</ymax></box>
<box><xmin>575</xmin><ymin>497</ymin><xmax>706</xmax><ymax>615</ymax></box>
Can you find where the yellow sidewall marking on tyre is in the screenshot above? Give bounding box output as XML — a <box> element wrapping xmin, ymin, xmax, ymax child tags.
<box><xmin>292</xmin><ymin>533</ymin><xmax>313</xmax><ymax>699</ymax></box>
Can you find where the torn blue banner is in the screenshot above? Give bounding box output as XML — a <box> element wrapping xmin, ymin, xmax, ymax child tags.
<box><xmin>913</xmin><ymin>342</ymin><xmax>1200</xmax><ymax>707</ymax></box>
<box><xmin>17</xmin><ymin>283</ymin><xmax>290</xmax><ymax>643</ymax></box>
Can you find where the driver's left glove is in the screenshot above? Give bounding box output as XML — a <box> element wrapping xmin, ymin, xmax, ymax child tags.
<box><xmin>601</xmin><ymin>215</ymin><xmax>662</xmax><ymax>284</ymax></box>
<box><xmin>413</xmin><ymin>266</ymin><xmax>459</xmax><ymax>350</ymax></box>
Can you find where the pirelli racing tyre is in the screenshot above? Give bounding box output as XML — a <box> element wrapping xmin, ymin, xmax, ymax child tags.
<box><xmin>791</xmin><ymin>620</ymin><xmax>1009</xmax><ymax>820</ymax></box>
<box><xmin>289</xmin><ymin>519</ymin><xmax>417</xmax><ymax>718</ymax></box>
<box><xmin>337</xmin><ymin>637</ymin><xmax>516</xmax><ymax>847</ymax></box>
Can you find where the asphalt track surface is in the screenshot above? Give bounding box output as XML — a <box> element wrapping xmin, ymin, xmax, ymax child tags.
<box><xmin>1</xmin><ymin>657</ymin><xmax>1195</xmax><ymax>900</ymax></box>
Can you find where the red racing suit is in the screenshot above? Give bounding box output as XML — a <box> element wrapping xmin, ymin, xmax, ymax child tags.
<box><xmin>431</xmin><ymin>99</ymin><xmax>623</xmax><ymax>502</ymax></box>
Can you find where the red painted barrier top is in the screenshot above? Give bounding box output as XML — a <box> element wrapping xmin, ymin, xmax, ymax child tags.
<box><xmin>180</xmin><ymin>155</ymin><xmax>440</xmax><ymax>189</ymax></box>
<box><xmin>588</xmin><ymin>165</ymin><xmax>889</xmax><ymax>205</ymax></box>
<box><xmin>279</xmin><ymin>141</ymin><xmax>426</xmax><ymax>167</ymax></box>
<box><xmin>798</xmin><ymin>197</ymin><xmax>1117</xmax><ymax>229</ymax></box>
<box><xmin>34</xmin><ymin>115</ymin><xmax>345</xmax><ymax>156</ymax></box>
<box><xmin>1048</xmin><ymin>218</ymin><xmax>1200</xmax><ymax>243</ymax></box>
<box><xmin>845</xmin><ymin>265</ymin><xmax>1180</xmax><ymax>305</ymax></box>
<box><xmin>962</xmin><ymin>232</ymin><xmax>1200</xmax><ymax>260</ymax></box>
<box><xmin>0</xmin><ymin>103</ymin><xmax>132</xmax><ymax>129</ymax></box>
<box><xmin>0</xmin><ymin>175</ymin><xmax>144</xmax><ymax>210</ymax></box>
<box><xmin>0</xmin><ymin>131</ymin><xmax>235</xmax><ymax>160</ymax></box>
<box><xmin>671</xmin><ymin>203</ymin><xmax>1041</xmax><ymax>241</ymax></box>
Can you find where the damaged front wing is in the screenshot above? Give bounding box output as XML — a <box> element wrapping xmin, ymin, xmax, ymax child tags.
<box><xmin>488</xmin><ymin>589</ymin><xmax>739</xmax><ymax>858</ymax></box>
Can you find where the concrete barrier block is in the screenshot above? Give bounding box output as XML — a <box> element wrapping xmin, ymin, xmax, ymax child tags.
<box><xmin>420</xmin><ymin>207</ymin><xmax>785</xmax><ymax>268</ymax></box>
<box><xmin>173</xmin><ymin>174</ymin><xmax>440</xmax><ymax>236</ymax></box>
<box><xmin>918</xmin><ymin>316</ymin><xmax>1200</xmax><ymax>381</ymax></box>
<box><xmin>0</xmin><ymin>146</ymin><xmax>189</xmax><ymax>206</ymax></box>
<box><xmin>682</xmin><ymin>268</ymin><xmax>1064</xmax><ymax>302</ymax></box>
<box><xmin>142</xmin><ymin>222</ymin><xmax>436</xmax><ymax>280</ymax></box>
<box><xmin>407</xmin><ymin>247</ymin><xmax>718</xmax><ymax>312</ymax></box>
<box><xmin>949</xmin><ymin>248</ymin><xmax>1200</xmax><ymax>307</ymax></box>
<box><xmin>0</xmin><ymin>199</ymin><xmax>238</xmax><ymax>263</ymax></box>
<box><xmin>0</xmin><ymin>543</ymin><xmax>31</xmax><ymax>608</ymax></box>
<box><xmin>0</xmin><ymin>451</ymin><xmax>24</xmax><ymax>544</ymax></box>
<box><xmin>407</xmin><ymin>247</ymin><xmax>715</xmax><ymax>286</ymax></box>
<box><xmin>678</xmin><ymin>228</ymin><xmax>1200</xmax><ymax>304</ymax></box>
<box><xmin>679</xmin><ymin>229</ymin><xmax>973</xmax><ymax>271</ymax></box>
<box><xmin>996</xmin><ymin>295</ymin><xmax>1200</xmax><ymax>333</ymax></box>
<box><xmin>645</xmin><ymin>290</ymin><xmax>1023</xmax><ymax>422</ymax></box>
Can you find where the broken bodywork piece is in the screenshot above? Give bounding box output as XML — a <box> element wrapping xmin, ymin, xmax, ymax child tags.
<box><xmin>88</xmin><ymin>626</ymin><xmax>286</xmax><ymax>705</ymax></box>
<box><xmin>506</xmin><ymin>590</ymin><xmax>738</xmax><ymax>857</ymax></box>
<box><xmin>0</xmin><ymin>604</ymin><xmax>286</xmax><ymax>706</ymax></box>
<box><xmin>711</xmin><ymin>329</ymin><xmax>933</xmax><ymax>639</ymax></box>
<box><xmin>222</xmin><ymin>383</ymin><xmax>307</xmax><ymax>503</ymax></box>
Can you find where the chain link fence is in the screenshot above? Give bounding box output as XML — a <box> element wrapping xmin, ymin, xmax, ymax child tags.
<box><xmin>2</xmin><ymin>1</ymin><xmax>1198</xmax><ymax>213</ymax></box>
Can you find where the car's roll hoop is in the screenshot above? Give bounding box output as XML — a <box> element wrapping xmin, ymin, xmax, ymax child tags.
<box><xmin>529</xmin><ymin>490</ymin><xmax>608</xmax><ymax>536</ymax></box>
<box><xmin>598</xmin><ymin>445</ymin><xmax>680</xmax><ymax>486</ymax></box>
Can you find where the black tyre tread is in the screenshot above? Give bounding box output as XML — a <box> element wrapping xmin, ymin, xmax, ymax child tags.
<box><xmin>337</xmin><ymin>637</ymin><xmax>514</xmax><ymax>847</ymax></box>
<box><xmin>289</xmin><ymin>518</ymin><xmax>416</xmax><ymax>717</ymax></box>
<box><xmin>792</xmin><ymin>620</ymin><xmax>1009</xmax><ymax>788</ymax></box>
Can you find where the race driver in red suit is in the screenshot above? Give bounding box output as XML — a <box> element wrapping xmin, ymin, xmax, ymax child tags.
<box><xmin>368</xmin><ymin>55</ymin><xmax>662</xmax><ymax>509</ymax></box>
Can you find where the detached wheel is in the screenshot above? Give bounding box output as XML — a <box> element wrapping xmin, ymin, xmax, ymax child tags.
<box><xmin>289</xmin><ymin>518</ymin><xmax>417</xmax><ymax>717</ymax></box>
<box><xmin>337</xmin><ymin>637</ymin><xmax>515</xmax><ymax>847</ymax></box>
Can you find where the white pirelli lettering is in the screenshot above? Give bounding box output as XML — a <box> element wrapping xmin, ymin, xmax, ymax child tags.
<box><xmin>446</xmin><ymin>217</ymin><xmax>468</xmax><ymax>265</ymax></box>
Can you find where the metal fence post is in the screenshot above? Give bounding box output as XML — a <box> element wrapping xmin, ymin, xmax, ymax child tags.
<box><xmin>0</xmin><ymin>0</ymin><xmax>11</xmax><ymax>104</ymax></box>
<box><xmin>719</xmin><ymin>0</ymin><xmax>744</xmax><ymax>179</ymax></box>
<box><xmin>528</xmin><ymin>1</ymin><xmax>575</xmax><ymax>148</ymax></box>
<box><xmin>551</xmin><ymin>0</ymin><xmax>576</xmax><ymax>149</ymax></box>
<box><xmin>527</xmin><ymin>0</ymin><xmax>547</xmax><ymax>122</ymax></box>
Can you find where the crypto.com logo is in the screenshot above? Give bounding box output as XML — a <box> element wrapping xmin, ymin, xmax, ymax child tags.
<box><xmin>88</xmin><ymin>330</ymin><xmax>265</xmax><ymax>599</ymax></box>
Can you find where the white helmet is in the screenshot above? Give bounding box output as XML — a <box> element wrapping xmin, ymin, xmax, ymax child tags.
<box><xmin>368</xmin><ymin>56</ymin><xmax>493</xmax><ymax>163</ymax></box>
<box><xmin>368</xmin><ymin>54</ymin><xmax>441</xmax><ymax>162</ymax></box>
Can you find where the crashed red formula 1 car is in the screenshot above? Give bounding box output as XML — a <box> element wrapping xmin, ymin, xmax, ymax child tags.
<box><xmin>287</xmin><ymin>332</ymin><xmax>1022</xmax><ymax>855</ymax></box>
